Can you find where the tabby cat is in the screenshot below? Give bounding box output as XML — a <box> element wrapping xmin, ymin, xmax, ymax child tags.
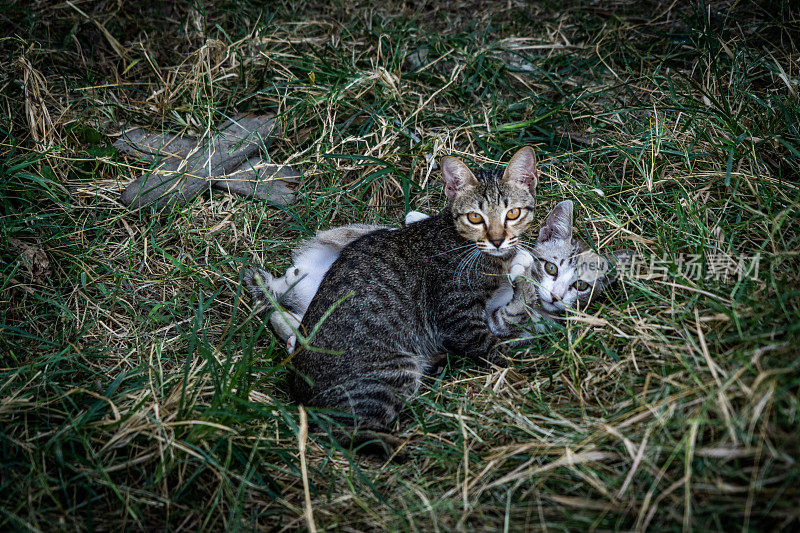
<box><xmin>248</xmin><ymin>147</ymin><xmax>538</xmax><ymax>455</ymax></box>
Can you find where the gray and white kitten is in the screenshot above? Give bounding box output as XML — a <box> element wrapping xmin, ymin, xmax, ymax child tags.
<box><xmin>246</xmin><ymin>201</ymin><xmax>624</xmax><ymax>350</ymax></box>
<box><xmin>486</xmin><ymin>200</ymin><xmax>629</xmax><ymax>338</ymax></box>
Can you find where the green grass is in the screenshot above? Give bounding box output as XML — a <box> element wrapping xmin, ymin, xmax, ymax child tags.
<box><xmin>1</xmin><ymin>0</ymin><xmax>799</xmax><ymax>530</ymax></box>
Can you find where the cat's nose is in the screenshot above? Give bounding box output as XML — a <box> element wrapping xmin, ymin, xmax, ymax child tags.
<box><xmin>489</xmin><ymin>237</ymin><xmax>504</xmax><ymax>249</ymax></box>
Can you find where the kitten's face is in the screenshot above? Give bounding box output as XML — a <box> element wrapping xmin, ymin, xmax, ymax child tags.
<box><xmin>442</xmin><ymin>147</ymin><xmax>538</xmax><ymax>258</ymax></box>
<box><xmin>532</xmin><ymin>201</ymin><xmax>616</xmax><ymax>314</ymax></box>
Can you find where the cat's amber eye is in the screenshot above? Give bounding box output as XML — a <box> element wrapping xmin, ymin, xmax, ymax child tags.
<box><xmin>575</xmin><ymin>280</ymin><xmax>589</xmax><ymax>291</ymax></box>
<box><xmin>505</xmin><ymin>207</ymin><xmax>521</xmax><ymax>221</ymax></box>
<box><xmin>466</xmin><ymin>212</ymin><xmax>484</xmax><ymax>224</ymax></box>
<box><xmin>544</xmin><ymin>261</ymin><xmax>558</xmax><ymax>276</ymax></box>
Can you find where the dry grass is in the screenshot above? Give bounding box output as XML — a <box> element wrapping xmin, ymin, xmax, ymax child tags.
<box><xmin>1</xmin><ymin>0</ymin><xmax>799</xmax><ymax>530</ymax></box>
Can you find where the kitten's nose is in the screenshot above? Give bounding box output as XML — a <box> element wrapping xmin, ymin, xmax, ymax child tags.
<box><xmin>489</xmin><ymin>237</ymin><xmax>504</xmax><ymax>249</ymax></box>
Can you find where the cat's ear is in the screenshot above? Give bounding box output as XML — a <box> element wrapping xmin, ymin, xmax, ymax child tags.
<box><xmin>538</xmin><ymin>200</ymin><xmax>573</xmax><ymax>242</ymax></box>
<box><xmin>441</xmin><ymin>156</ymin><xmax>478</xmax><ymax>200</ymax></box>
<box><xmin>502</xmin><ymin>146</ymin><xmax>538</xmax><ymax>192</ymax></box>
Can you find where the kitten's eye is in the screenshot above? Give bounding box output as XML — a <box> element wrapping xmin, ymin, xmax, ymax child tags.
<box><xmin>575</xmin><ymin>280</ymin><xmax>589</xmax><ymax>291</ymax></box>
<box><xmin>506</xmin><ymin>207</ymin><xmax>521</xmax><ymax>221</ymax></box>
<box><xmin>466</xmin><ymin>212</ymin><xmax>483</xmax><ymax>224</ymax></box>
<box><xmin>544</xmin><ymin>261</ymin><xmax>558</xmax><ymax>276</ymax></box>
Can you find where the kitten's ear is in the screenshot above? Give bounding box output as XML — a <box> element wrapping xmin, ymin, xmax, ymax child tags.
<box><xmin>502</xmin><ymin>146</ymin><xmax>538</xmax><ymax>192</ymax></box>
<box><xmin>538</xmin><ymin>200</ymin><xmax>573</xmax><ymax>242</ymax></box>
<box><xmin>441</xmin><ymin>156</ymin><xmax>478</xmax><ymax>200</ymax></box>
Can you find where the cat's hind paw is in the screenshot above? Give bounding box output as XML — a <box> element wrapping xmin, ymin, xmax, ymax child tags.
<box><xmin>243</xmin><ymin>267</ymin><xmax>275</xmax><ymax>304</ymax></box>
<box><xmin>284</xmin><ymin>265</ymin><xmax>305</xmax><ymax>285</ymax></box>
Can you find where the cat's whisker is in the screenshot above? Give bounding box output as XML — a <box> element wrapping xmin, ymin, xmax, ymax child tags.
<box><xmin>517</xmin><ymin>242</ymin><xmax>537</xmax><ymax>256</ymax></box>
<box><xmin>461</xmin><ymin>245</ymin><xmax>480</xmax><ymax>258</ymax></box>
<box><xmin>454</xmin><ymin>250</ymin><xmax>471</xmax><ymax>287</ymax></box>
<box><xmin>432</xmin><ymin>243</ymin><xmax>476</xmax><ymax>257</ymax></box>
<box><xmin>456</xmin><ymin>248</ymin><xmax>481</xmax><ymax>289</ymax></box>
<box><xmin>459</xmin><ymin>249</ymin><xmax>481</xmax><ymax>288</ymax></box>
<box><xmin>471</xmin><ymin>254</ymin><xmax>483</xmax><ymax>290</ymax></box>
<box><xmin>451</xmin><ymin>249</ymin><xmax>472</xmax><ymax>282</ymax></box>
<box><xmin>462</xmin><ymin>250</ymin><xmax>476</xmax><ymax>289</ymax></box>
<box><xmin>463</xmin><ymin>250</ymin><xmax>480</xmax><ymax>288</ymax></box>
<box><xmin>453</xmin><ymin>247</ymin><xmax>479</xmax><ymax>283</ymax></box>
<box><xmin>467</xmin><ymin>249</ymin><xmax>484</xmax><ymax>290</ymax></box>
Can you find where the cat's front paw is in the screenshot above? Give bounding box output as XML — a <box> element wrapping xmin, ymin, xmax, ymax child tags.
<box><xmin>508</xmin><ymin>249</ymin><xmax>534</xmax><ymax>282</ymax></box>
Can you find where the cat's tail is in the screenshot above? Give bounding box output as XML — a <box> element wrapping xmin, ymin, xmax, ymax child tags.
<box><xmin>311</xmin><ymin>412</ymin><xmax>409</xmax><ymax>461</ymax></box>
<box><xmin>297</xmin><ymin>379</ymin><xmax>412</xmax><ymax>461</ymax></box>
<box><xmin>328</xmin><ymin>428</ymin><xmax>408</xmax><ymax>462</ymax></box>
